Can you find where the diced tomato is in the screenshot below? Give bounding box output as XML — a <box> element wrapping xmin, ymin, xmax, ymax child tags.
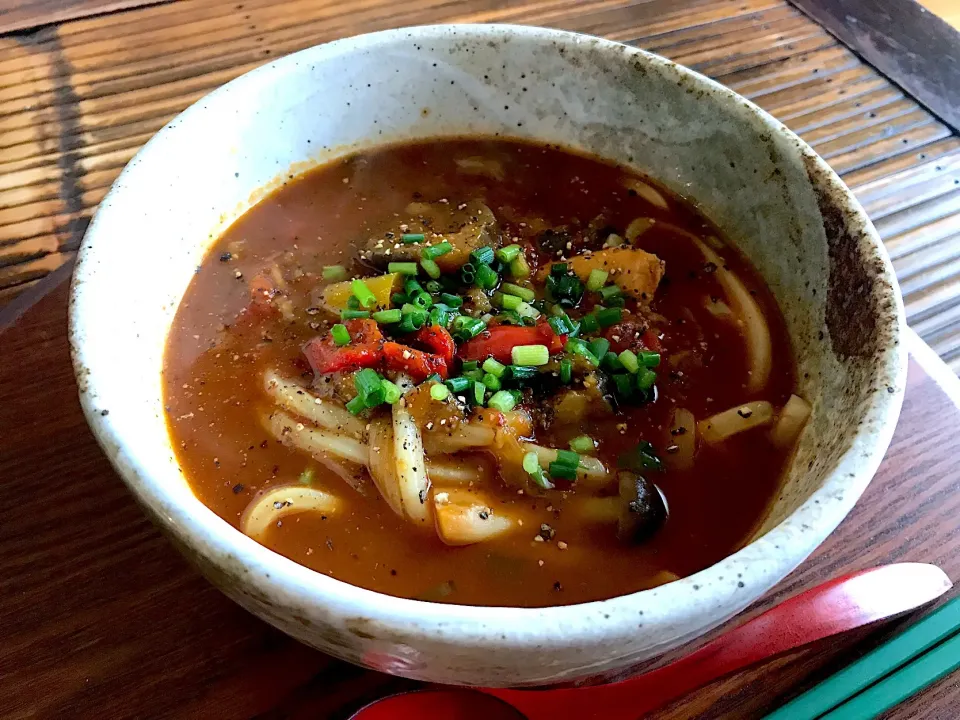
<box><xmin>458</xmin><ymin>321</ymin><xmax>566</xmax><ymax>363</ymax></box>
<box><xmin>605</xmin><ymin>321</ymin><xmax>663</xmax><ymax>354</ymax></box>
<box><xmin>412</xmin><ymin>325</ymin><xmax>456</xmax><ymax>366</ymax></box>
<box><xmin>641</xmin><ymin>328</ymin><xmax>662</xmax><ymax>353</ymax></box>
<box><xmin>302</xmin><ymin>319</ymin><xmax>384</xmax><ymax>374</ymax></box>
<box><xmin>383</xmin><ymin>342</ymin><xmax>449</xmax><ymax>382</ymax></box>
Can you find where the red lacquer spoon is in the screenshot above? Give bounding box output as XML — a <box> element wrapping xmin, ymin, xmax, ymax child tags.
<box><xmin>352</xmin><ymin>563</ymin><xmax>951</xmax><ymax>720</ymax></box>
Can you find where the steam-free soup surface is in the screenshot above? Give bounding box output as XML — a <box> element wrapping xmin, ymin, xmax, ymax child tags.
<box><xmin>164</xmin><ymin>139</ymin><xmax>801</xmax><ymax>607</ymax></box>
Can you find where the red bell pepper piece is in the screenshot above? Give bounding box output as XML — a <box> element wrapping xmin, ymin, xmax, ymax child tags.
<box><xmin>458</xmin><ymin>321</ymin><xmax>566</xmax><ymax>363</ymax></box>
<box><xmin>412</xmin><ymin>325</ymin><xmax>456</xmax><ymax>366</ymax></box>
<box><xmin>302</xmin><ymin>319</ymin><xmax>384</xmax><ymax>374</ymax></box>
<box><xmin>382</xmin><ymin>342</ymin><xmax>449</xmax><ymax>382</ymax></box>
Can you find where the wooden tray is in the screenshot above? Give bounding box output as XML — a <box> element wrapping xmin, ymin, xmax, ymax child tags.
<box><xmin>1</xmin><ymin>280</ymin><xmax>959</xmax><ymax>718</ymax></box>
<box><xmin>2</xmin><ymin>0</ymin><xmax>960</xmax><ymax>369</ymax></box>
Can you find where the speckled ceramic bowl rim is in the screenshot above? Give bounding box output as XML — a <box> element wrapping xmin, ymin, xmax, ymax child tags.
<box><xmin>70</xmin><ymin>24</ymin><xmax>905</xmax><ymax>657</ymax></box>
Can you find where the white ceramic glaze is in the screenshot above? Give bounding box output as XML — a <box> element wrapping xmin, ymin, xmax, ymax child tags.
<box><xmin>69</xmin><ymin>24</ymin><xmax>905</xmax><ymax>687</ymax></box>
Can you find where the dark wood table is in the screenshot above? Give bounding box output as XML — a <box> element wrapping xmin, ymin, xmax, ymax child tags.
<box><xmin>1</xmin><ymin>278</ymin><xmax>959</xmax><ymax>719</ymax></box>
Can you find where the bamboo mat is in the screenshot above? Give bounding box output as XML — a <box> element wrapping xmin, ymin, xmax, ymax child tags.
<box><xmin>3</xmin><ymin>0</ymin><xmax>959</xmax><ymax>370</ymax></box>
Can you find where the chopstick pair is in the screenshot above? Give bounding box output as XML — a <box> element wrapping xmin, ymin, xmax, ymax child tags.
<box><xmin>764</xmin><ymin>595</ymin><xmax>960</xmax><ymax>719</ymax></box>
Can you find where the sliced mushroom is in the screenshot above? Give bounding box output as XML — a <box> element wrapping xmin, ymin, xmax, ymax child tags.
<box><xmin>617</xmin><ymin>471</ymin><xmax>668</xmax><ymax>543</ymax></box>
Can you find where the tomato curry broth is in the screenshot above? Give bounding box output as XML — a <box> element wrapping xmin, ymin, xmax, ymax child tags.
<box><xmin>164</xmin><ymin>138</ymin><xmax>800</xmax><ymax>607</ymax></box>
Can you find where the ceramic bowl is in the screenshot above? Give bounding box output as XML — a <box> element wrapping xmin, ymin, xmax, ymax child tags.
<box><xmin>69</xmin><ymin>24</ymin><xmax>905</xmax><ymax>687</ymax></box>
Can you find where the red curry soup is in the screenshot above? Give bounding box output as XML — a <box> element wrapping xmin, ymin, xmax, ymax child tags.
<box><xmin>164</xmin><ymin>138</ymin><xmax>810</xmax><ymax>607</ymax></box>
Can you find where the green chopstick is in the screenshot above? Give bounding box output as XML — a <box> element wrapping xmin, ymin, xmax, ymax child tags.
<box><xmin>765</xmin><ymin>596</ymin><xmax>960</xmax><ymax>719</ymax></box>
<box><xmin>820</xmin><ymin>630</ymin><xmax>960</xmax><ymax>719</ymax></box>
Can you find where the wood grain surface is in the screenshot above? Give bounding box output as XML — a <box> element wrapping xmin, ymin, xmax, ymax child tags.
<box><xmin>0</xmin><ymin>0</ymin><xmax>163</xmax><ymax>34</ymax></box>
<box><xmin>1</xmin><ymin>279</ymin><xmax>958</xmax><ymax>719</ymax></box>
<box><xmin>2</xmin><ymin>0</ymin><xmax>960</xmax><ymax>371</ymax></box>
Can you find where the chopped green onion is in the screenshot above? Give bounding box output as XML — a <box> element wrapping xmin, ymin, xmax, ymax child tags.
<box><xmin>430</xmin><ymin>383</ymin><xmax>450</xmax><ymax>401</ymax></box>
<box><xmin>322</xmin><ymin>265</ymin><xmax>348</xmax><ymax>282</ymax></box>
<box><xmin>598</xmin><ymin>284</ymin><xmax>622</xmax><ymax>302</ymax></box>
<box><xmin>391</xmin><ymin>292</ymin><xmax>408</xmax><ymax>306</ymax></box>
<box><xmin>555</xmin><ymin>448</ymin><xmax>580</xmax><ymax>468</ymax></box>
<box><xmin>372</xmin><ymin>309</ymin><xmax>402</xmax><ymax>324</ymax></box>
<box><xmin>548</xmin><ymin>461</ymin><xmax>578</xmax><ymax>481</ymax></box>
<box><xmin>463</xmin><ymin>368</ymin><xmax>485</xmax><ymax>383</ymax></box>
<box><xmin>388</xmin><ymin>262</ymin><xmax>419</xmax><ymax>275</ymax></box>
<box><xmin>595</xmin><ymin>307</ymin><xmax>623</xmax><ymax>328</ymax></box>
<box><xmin>546</xmin><ymin>272</ymin><xmax>584</xmax><ymax>308</ymax></box>
<box><xmin>500</xmin><ymin>283</ymin><xmax>535</xmax><ymax>301</ymax></box>
<box><xmin>586</xmin><ymin>268</ymin><xmax>609</xmax><ymax>292</ymax></box>
<box><xmin>346</xmin><ymin>295</ymin><xmax>361</xmax><ymax>310</ymax></box>
<box><xmin>445</xmin><ymin>376</ymin><xmax>471</xmax><ymax>393</ymax></box>
<box><xmin>636</xmin><ymin>368</ymin><xmax>657</xmax><ymax>391</ymax></box>
<box><xmin>355</xmin><ymin>368</ymin><xmax>383</xmax><ymax>398</ymax></box>
<box><xmin>507</xmin><ymin>365</ymin><xmax>538</xmax><ymax>381</ymax></box>
<box><xmin>612</xmin><ymin>373</ymin><xmax>634</xmax><ymax>399</ymax></box>
<box><xmin>351</xmin><ymin>278</ymin><xmax>377</xmax><ymax>309</ymax></box>
<box><xmin>569</xmin><ymin>436</ymin><xmax>596</xmax><ymax>454</ymax></box>
<box><xmin>341</xmin><ymin>309</ymin><xmax>371</xmax><ymax>320</ymax></box>
<box><xmin>471</xmin><ymin>246</ymin><xmax>495</xmax><ymax>265</ymax></box>
<box><xmin>299</xmin><ymin>467</ymin><xmax>315</xmax><ymax>485</ymax></box>
<box><xmin>412</xmin><ymin>290</ymin><xmax>434</xmax><ymax>309</ymax></box>
<box><xmin>461</xmin><ymin>360</ymin><xmax>479</xmax><ymax>372</ymax></box>
<box><xmin>602</xmin><ymin>352</ymin><xmax>624</xmax><ymax>372</ymax></box>
<box><xmin>588</xmin><ymin>338</ymin><xmax>610</xmax><ymax>360</ymax></box>
<box><xmin>482</xmin><ymin>358</ymin><xmax>507</xmax><ymax>377</ymax></box>
<box><xmin>619</xmin><ymin>441</ymin><xmax>664</xmax><ymax>472</ymax></box>
<box><xmin>396</xmin><ymin>311</ymin><xmax>425</xmax><ymax>333</ymax></box>
<box><xmin>495</xmin><ymin>244</ymin><xmax>522</xmax><ymax>263</ymax></box>
<box><xmin>345</xmin><ymin>395</ymin><xmax>367</xmax><ymax>415</ymax></box>
<box><xmin>619</xmin><ymin>349</ymin><xmax>640</xmax><ymax>374</ymax></box>
<box><xmin>509</xmin><ymin>254</ymin><xmax>530</xmax><ymax>278</ymax></box>
<box><xmin>482</xmin><ymin>373</ymin><xmax>502</xmax><ymax>391</ymax></box>
<box><xmin>381</xmin><ymin>379</ymin><xmax>402</xmax><ymax>404</ymax></box>
<box><xmin>639</xmin><ymin>351</ymin><xmax>661</xmax><ymax>368</ymax></box>
<box><xmin>472</xmin><ymin>381</ymin><xmax>486</xmax><ymax>405</ymax></box>
<box><xmin>451</xmin><ymin>315</ymin><xmax>486</xmax><ymax>342</ymax></box>
<box><xmin>489</xmin><ymin>390</ymin><xmax>518</xmax><ymax>413</ymax></box>
<box><xmin>511</xmin><ymin>344</ymin><xmax>549</xmax><ymax>366</ymax></box>
<box><xmin>439</xmin><ymin>293</ymin><xmax>463</xmax><ymax>308</ymax></box>
<box><xmin>515</xmin><ymin>301</ymin><xmax>540</xmax><ymax>320</ymax></box>
<box><xmin>401</xmin><ymin>233</ymin><xmax>425</xmax><ymax>243</ymax></box>
<box><xmin>559</xmin><ymin>358</ymin><xmax>573</xmax><ymax>384</ymax></box>
<box><xmin>580</xmin><ymin>313</ymin><xmax>600</xmax><ymax>333</ymax></box>
<box><xmin>420</xmin><ymin>258</ymin><xmax>442</xmax><ymax>279</ymax></box>
<box><xmin>404</xmin><ymin>278</ymin><xmax>423</xmax><ymax>295</ymax></box>
<box><xmin>331</xmin><ymin>324</ymin><xmax>351</xmax><ymax>346</ymax></box>
<box><xmin>551</xmin><ymin>263</ymin><xmax>568</xmax><ymax>276</ymax></box>
<box><xmin>475</xmin><ymin>263</ymin><xmax>499</xmax><ymax>290</ymax></box>
<box><xmin>428</xmin><ymin>307</ymin><xmax>450</xmax><ymax>327</ymax></box>
<box><xmin>564</xmin><ymin>338</ymin><xmax>600</xmax><ymax>366</ymax></box>
<box><xmin>422</xmin><ymin>241</ymin><xmax>453</xmax><ymax>260</ymax></box>
<box><xmin>523</xmin><ymin>450</ymin><xmax>554</xmax><ymax>489</ymax></box>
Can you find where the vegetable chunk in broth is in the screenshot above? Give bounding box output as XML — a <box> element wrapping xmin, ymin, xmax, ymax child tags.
<box><xmin>164</xmin><ymin>139</ymin><xmax>806</xmax><ymax>607</ymax></box>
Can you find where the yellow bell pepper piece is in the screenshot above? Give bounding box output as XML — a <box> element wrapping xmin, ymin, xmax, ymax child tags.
<box><xmin>322</xmin><ymin>273</ymin><xmax>401</xmax><ymax>311</ymax></box>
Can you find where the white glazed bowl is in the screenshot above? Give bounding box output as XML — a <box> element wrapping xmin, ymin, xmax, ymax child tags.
<box><xmin>69</xmin><ymin>24</ymin><xmax>905</xmax><ymax>687</ymax></box>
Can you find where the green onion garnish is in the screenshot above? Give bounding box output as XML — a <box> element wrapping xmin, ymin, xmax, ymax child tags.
<box><xmin>445</xmin><ymin>376</ymin><xmax>471</xmax><ymax>393</ymax></box>
<box><xmin>551</xmin><ymin>263</ymin><xmax>568</xmax><ymax>276</ymax></box>
<box><xmin>401</xmin><ymin>233</ymin><xmax>425</xmax><ymax>243</ymax></box>
<box><xmin>430</xmin><ymin>383</ymin><xmax>450</xmax><ymax>401</ymax></box>
<box><xmin>354</xmin><ymin>368</ymin><xmax>384</xmax><ymax>405</ymax></box>
<box><xmin>351</xmin><ymin>278</ymin><xmax>377</xmax><ymax>309</ymax></box>
<box><xmin>515</xmin><ymin>301</ymin><xmax>540</xmax><ymax>320</ymax></box>
<box><xmin>595</xmin><ymin>306</ymin><xmax>622</xmax><ymax>328</ymax></box>
<box><xmin>341</xmin><ymin>309</ymin><xmax>371</xmax><ymax>320</ymax></box>
<box><xmin>564</xmin><ymin>338</ymin><xmax>600</xmax><ymax>366</ymax></box>
<box><xmin>425</xmin><ymin>280</ymin><xmax>442</xmax><ymax>293</ymax></box>
<box><xmin>500</xmin><ymin>283</ymin><xmax>535</xmax><ymax>301</ymax></box>
<box><xmin>463</xmin><ymin>368</ymin><xmax>485</xmax><ymax>383</ymax></box>
<box><xmin>471</xmin><ymin>246</ymin><xmax>495</xmax><ymax>265</ymax></box>
<box><xmin>451</xmin><ymin>315</ymin><xmax>486</xmax><ymax>342</ymax></box>
<box><xmin>588</xmin><ymin>338</ymin><xmax>610</xmax><ymax>360</ymax></box>
<box><xmin>598</xmin><ymin>284</ymin><xmax>622</xmax><ymax>302</ymax></box>
<box><xmin>636</xmin><ymin>368</ymin><xmax>657</xmax><ymax>391</ymax></box>
<box><xmin>391</xmin><ymin>292</ymin><xmax>408</xmax><ymax>306</ymax></box>
<box><xmin>404</xmin><ymin>278</ymin><xmax>423</xmax><ymax>295</ymax></box>
<box><xmin>381</xmin><ymin>379</ymin><xmax>402</xmax><ymax>404</ymax></box>
<box><xmin>422</xmin><ymin>241</ymin><xmax>453</xmax><ymax>260</ymax></box>
<box><xmin>472</xmin><ymin>381</ymin><xmax>486</xmax><ymax>405</ymax></box>
<box><xmin>548</xmin><ymin>461</ymin><xmax>578</xmax><ymax>481</ymax></box>
<box><xmin>346</xmin><ymin>295</ymin><xmax>361</xmax><ymax>310</ymax></box>
<box><xmin>396</xmin><ymin>311</ymin><xmax>426</xmax><ymax>333</ymax></box>
<box><xmin>495</xmin><ymin>244</ymin><xmax>522</xmax><ymax>263</ymax></box>
<box><xmin>371</xmin><ymin>309</ymin><xmax>401</xmax><ymax>324</ymax></box>
<box><xmin>388</xmin><ymin>262</ymin><xmax>419</xmax><ymax>275</ymax></box>
<box><xmin>509</xmin><ymin>254</ymin><xmax>530</xmax><ymax>278</ymax></box>
<box><xmin>475</xmin><ymin>263</ymin><xmax>499</xmax><ymax>290</ymax></box>
<box><xmin>639</xmin><ymin>350</ymin><xmax>661</xmax><ymax>368</ymax></box>
<box><xmin>498</xmin><ymin>293</ymin><xmax>522</xmax><ymax>310</ymax></box>
<box><xmin>612</xmin><ymin>373</ymin><xmax>634</xmax><ymax>399</ymax></box>
<box><xmin>523</xmin><ymin>450</ymin><xmax>554</xmax><ymax>489</ymax></box>
<box><xmin>555</xmin><ymin>449</ymin><xmax>580</xmax><ymax>468</ymax></box>
<box><xmin>569</xmin><ymin>436</ymin><xmax>596</xmax><ymax>454</ymax></box>
<box><xmin>602</xmin><ymin>352</ymin><xmax>624</xmax><ymax>372</ymax></box>
<box><xmin>618</xmin><ymin>349</ymin><xmax>640</xmax><ymax>374</ymax></box>
<box><xmin>428</xmin><ymin>307</ymin><xmax>450</xmax><ymax>327</ymax></box>
<box><xmin>547</xmin><ymin>315</ymin><xmax>575</xmax><ymax>336</ymax></box>
<box><xmin>439</xmin><ymin>293</ymin><xmax>463</xmax><ymax>308</ymax></box>
<box><xmin>559</xmin><ymin>358</ymin><xmax>573</xmax><ymax>384</ymax></box>
<box><xmin>619</xmin><ymin>441</ymin><xmax>664</xmax><ymax>472</ymax></box>
<box><xmin>420</xmin><ymin>258</ymin><xmax>442</xmax><ymax>279</ymax></box>
<box><xmin>580</xmin><ymin>313</ymin><xmax>600</xmax><ymax>333</ymax></box>
<box><xmin>345</xmin><ymin>395</ymin><xmax>367</xmax><ymax>415</ymax></box>
<box><xmin>586</xmin><ymin>269</ymin><xmax>608</xmax><ymax>291</ymax></box>
<box><xmin>322</xmin><ymin>265</ymin><xmax>348</xmax><ymax>282</ymax></box>
<box><xmin>507</xmin><ymin>365</ymin><xmax>538</xmax><ymax>381</ymax></box>
<box><xmin>331</xmin><ymin>324</ymin><xmax>351</xmax><ymax>346</ymax></box>
<box><xmin>511</xmin><ymin>344</ymin><xmax>549</xmax><ymax>366</ymax></box>
<box><xmin>410</xmin><ymin>290</ymin><xmax>433</xmax><ymax>310</ymax></box>
<box><xmin>489</xmin><ymin>390</ymin><xmax>518</xmax><ymax>413</ymax></box>
<box><xmin>482</xmin><ymin>358</ymin><xmax>507</xmax><ymax>377</ymax></box>
<box><xmin>482</xmin><ymin>373</ymin><xmax>502</xmax><ymax>391</ymax></box>
<box><xmin>461</xmin><ymin>360</ymin><xmax>479</xmax><ymax>371</ymax></box>
<box><xmin>299</xmin><ymin>467</ymin><xmax>315</xmax><ymax>485</ymax></box>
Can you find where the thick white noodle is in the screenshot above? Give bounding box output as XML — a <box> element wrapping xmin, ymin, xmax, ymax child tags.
<box><xmin>240</xmin><ymin>485</ymin><xmax>341</xmax><ymax>541</ymax></box>
<box><xmin>263</xmin><ymin>370</ymin><xmax>366</xmax><ymax>439</ymax></box>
